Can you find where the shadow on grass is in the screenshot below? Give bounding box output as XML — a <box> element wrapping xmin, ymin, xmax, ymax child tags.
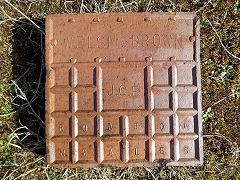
<box><xmin>11</xmin><ymin>19</ymin><xmax>46</xmax><ymax>155</ymax></box>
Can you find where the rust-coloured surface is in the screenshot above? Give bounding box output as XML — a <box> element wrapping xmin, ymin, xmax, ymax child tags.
<box><xmin>45</xmin><ymin>12</ymin><xmax>203</xmax><ymax>167</ymax></box>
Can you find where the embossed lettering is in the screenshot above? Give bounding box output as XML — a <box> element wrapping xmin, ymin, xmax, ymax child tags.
<box><xmin>97</xmin><ymin>36</ymin><xmax>107</xmax><ymax>48</ymax></box>
<box><xmin>183</xmin><ymin>122</ymin><xmax>189</xmax><ymax>129</ymax></box>
<box><xmin>107</xmin><ymin>123</ymin><xmax>113</xmax><ymax>131</ymax></box>
<box><xmin>63</xmin><ymin>34</ymin><xmax>186</xmax><ymax>49</ymax></box>
<box><xmin>142</xmin><ymin>34</ymin><xmax>149</xmax><ymax>47</ymax></box>
<box><xmin>153</xmin><ymin>34</ymin><xmax>160</xmax><ymax>47</ymax></box>
<box><xmin>135</xmin><ymin>148</ymin><xmax>138</xmax><ymax>155</ymax></box>
<box><xmin>59</xmin><ymin>149</ymin><xmax>67</xmax><ymax>157</ymax></box>
<box><xmin>82</xmin><ymin>124</ymin><xmax>87</xmax><ymax>132</ymax></box>
<box><xmin>88</xmin><ymin>36</ymin><xmax>91</xmax><ymax>48</ymax></box>
<box><xmin>59</xmin><ymin>124</ymin><xmax>63</xmax><ymax>132</ymax></box>
<box><xmin>161</xmin><ymin>34</ymin><xmax>176</xmax><ymax>48</ymax></box>
<box><xmin>76</xmin><ymin>36</ymin><xmax>84</xmax><ymax>48</ymax></box>
<box><xmin>159</xmin><ymin>122</ymin><xmax>165</xmax><ymax>130</ymax></box>
<box><xmin>82</xmin><ymin>149</ymin><xmax>86</xmax><ymax>156</ymax></box>
<box><xmin>108</xmin><ymin>149</ymin><xmax>113</xmax><ymax>156</ymax></box>
<box><xmin>183</xmin><ymin>145</ymin><xmax>190</xmax><ymax>154</ymax></box>
<box><xmin>134</xmin><ymin>123</ymin><xmax>138</xmax><ymax>129</ymax></box>
<box><xmin>64</xmin><ymin>37</ymin><xmax>73</xmax><ymax>48</ymax></box>
<box><xmin>132</xmin><ymin>35</ymin><xmax>140</xmax><ymax>47</ymax></box>
<box><xmin>132</xmin><ymin>86</ymin><xmax>138</xmax><ymax>96</ymax></box>
<box><xmin>107</xmin><ymin>36</ymin><xmax>111</xmax><ymax>48</ymax></box>
<box><xmin>119</xmin><ymin>85</ymin><xmax>126</xmax><ymax>95</ymax></box>
<box><xmin>106</xmin><ymin>84</ymin><xmax>114</xmax><ymax>95</ymax></box>
<box><xmin>104</xmin><ymin>84</ymin><xmax>140</xmax><ymax>96</ymax></box>
<box><xmin>176</xmin><ymin>35</ymin><xmax>187</xmax><ymax>49</ymax></box>
<box><xmin>160</xmin><ymin>146</ymin><xmax>165</xmax><ymax>154</ymax></box>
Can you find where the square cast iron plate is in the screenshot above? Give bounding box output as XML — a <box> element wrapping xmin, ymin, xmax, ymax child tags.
<box><xmin>45</xmin><ymin>12</ymin><xmax>203</xmax><ymax>168</ymax></box>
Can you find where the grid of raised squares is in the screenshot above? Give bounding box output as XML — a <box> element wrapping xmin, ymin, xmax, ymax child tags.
<box><xmin>73</xmin><ymin>62</ymin><xmax>151</xmax><ymax>164</ymax></box>
<box><xmin>49</xmin><ymin>59</ymin><xmax>200</xmax><ymax>165</ymax></box>
<box><xmin>49</xmin><ymin>63</ymin><xmax>97</xmax><ymax>164</ymax></box>
<box><xmin>49</xmin><ymin>62</ymin><xmax>151</xmax><ymax>165</ymax></box>
<box><xmin>151</xmin><ymin>60</ymin><xmax>200</xmax><ymax>162</ymax></box>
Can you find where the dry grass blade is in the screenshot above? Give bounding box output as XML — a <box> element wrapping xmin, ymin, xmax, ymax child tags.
<box><xmin>4</xmin><ymin>0</ymin><xmax>40</xmax><ymax>29</ymax></box>
<box><xmin>203</xmin><ymin>15</ymin><xmax>240</xmax><ymax>61</ymax></box>
<box><xmin>195</xmin><ymin>0</ymin><xmax>212</xmax><ymax>13</ymax></box>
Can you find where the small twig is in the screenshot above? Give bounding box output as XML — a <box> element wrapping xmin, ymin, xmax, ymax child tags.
<box><xmin>64</xmin><ymin>1</ymin><xmax>73</xmax><ymax>13</ymax></box>
<box><xmin>143</xmin><ymin>166</ymin><xmax>157</xmax><ymax>180</ymax></box>
<box><xmin>118</xmin><ymin>0</ymin><xmax>126</xmax><ymax>12</ymax></box>
<box><xmin>203</xmin><ymin>15</ymin><xmax>240</xmax><ymax>61</ymax></box>
<box><xmin>204</xmin><ymin>133</ymin><xmax>239</xmax><ymax>165</ymax></box>
<box><xmin>62</xmin><ymin>168</ymin><xmax>69</xmax><ymax>179</ymax></box>
<box><xmin>11</xmin><ymin>80</ymin><xmax>45</xmax><ymax>126</ymax></box>
<box><xmin>80</xmin><ymin>0</ymin><xmax>84</xmax><ymax>13</ymax></box>
<box><xmin>4</xmin><ymin>0</ymin><xmax>40</xmax><ymax>29</ymax></box>
<box><xmin>195</xmin><ymin>0</ymin><xmax>212</xmax><ymax>13</ymax></box>
<box><xmin>26</xmin><ymin>1</ymin><xmax>37</xmax><ymax>14</ymax></box>
<box><xmin>208</xmin><ymin>75</ymin><xmax>240</xmax><ymax>82</ymax></box>
<box><xmin>13</xmin><ymin>168</ymin><xmax>37</xmax><ymax>180</ymax></box>
<box><xmin>28</xmin><ymin>31</ymin><xmax>45</xmax><ymax>108</ymax></box>
<box><xmin>168</xmin><ymin>0</ymin><xmax>177</xmax><ymax>10</ymax></box>
<box><xmin>0</xmin><ymin>110</ymin><xmax>17</xmax><ymax>117</ymax></box>
<box><xmin>8</xmin><ymin>142</ymin><xmax>22</xmax><ymax>149</ymax></box>
<box><xmin>125</xmin><ymin>1</ymin><xmax>137</xmax><ymax>7</ymax></box>
<box><xmin>6</xmin><ymin>155</ymin><xmax>44</xmax><ymax>179</ymax></box>
<box><xmin>211</xmin><ymin>93</ymin><xmax>236</xmax><ymax>107</ymax></box>
<box><xmin>117</xmin><ymin>170</ymin><xmax>125</xmax><ymax>180</ymax></box>
<box><xmin>203</xmin><ymin>134</ymin><xmax>236</xmax><ymax>152</ymax></box>
<box><xmin>93</xmin><ymin>0</ymin><xmax>100</xmax><ymax>13</ymax></box>
<box><xmin>15</xmin><ymin>66</ymin><xmax>32</xmax><ymax>82</ymax></box>
<box><xmin>146</xmin><ymin>0</ymin><xmax>152</xmax><ymax>12</ymax></box>
<box><xmin>82</xmin><ymin>4</ymin><xmax>90</xmax><ymax>12</ymax></box>
<box><xmin>194</xmin><ymin>171</ymin><xmax>216</xmax><ymax>173</ymax></box>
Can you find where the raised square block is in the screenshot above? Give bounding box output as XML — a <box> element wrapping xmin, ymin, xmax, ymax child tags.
<box><xmin>50</xmin><ymin>92</ymin><xmax>71</xmax><ymax>112</ymax></box>
<box><xmin>126</xmin><ymin>115</ymin><xmax>147</xmax><ymax>136</ymax></box>
<box><xmin>75</xmin><ymin>115</ymin><xmax>97</xmax><ymax>137</ymax></box>
<box><xmin>153</xmin><ymin>65</ymin><xmax>172</xmax><ymax>86</ymax></box>
<box><xmin>177</xmin><ymin>92</ymin><xmax>197</xmax><ymax>110</ymax></box>
<box><xmin>178</xmin><ymin>115</ymin><xmax>197</xmax><ymax>134</ymax></box>
<box><xmin>178</xmin><ymin>139</ymin><xmax>196</xmax><ymax>160</ymax></box>
<box><xmin>177</xmin><ymin>65</ymin><xmax>196</xmax><ymax>86</ymax></box>
<box><xmin>152</xmin><ymin>91</ymin><xmax>173</xmax><ymax>111</ymax></box>
<box><xmin>152</xmin><ymin>115</ymin><xmax>173</xmax><ymax>136</ymax></box>
<box><xmin>102</xmin><ymin>116</ymin><xmax>122</xmax><ymax>137</ymax></box>
<box><xmin>154</xmin><ymin>139</ymin><xmax>173</xmax><ymax>160</ymax></box>
<box><xmin>103</xmin><ymin>140</ymin><xmax>122</xmax><ymax>162</ymax></box>
<box><xmin>52</xmin><ymin>114</ymin><xmax>71</xmax><ymax>138</ymax></box>
<box><xmin>53</xmin><ymin>67</ymin><xmax>71</xmax><ymax>87</ymax></box>
<box><xmin>50</xmin><ymin>140</ymin><xmax>72</xmax><ymax>164</ymax></box>
<box><xmin>74</xmin><ymin>91</ymin><xmax>96</xmax><ymax>112</ymax></box>
<box><xmin>102</xmin><ymin>65</ymin><xmax>145</xmax><ymax>110</ymax></box>
<box><xmin>75</xmin><ymin>140</ymin><xmax>97</xmax><ymax>163</ymax></box>
<box><xmin>73</xmin><ymin>66</ymin><xmax>96</xmax><ymax>87</ymax></box>
<box><xmin>127</xmin><ymin>140</ymin><xmax>148</xmax><ymax>162</ymax></box>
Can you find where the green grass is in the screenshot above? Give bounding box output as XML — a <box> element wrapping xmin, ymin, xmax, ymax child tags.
<box><xmin>0</xmin><ymin>0</ymin><xmax>240</xmax><ymax>179</ymax></box>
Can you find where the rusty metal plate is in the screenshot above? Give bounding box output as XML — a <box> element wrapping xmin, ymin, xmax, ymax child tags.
<box><xmin>45</xmin><ymin>12</ymin><xmax>203</xmax><ymax>167</ymax></box>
